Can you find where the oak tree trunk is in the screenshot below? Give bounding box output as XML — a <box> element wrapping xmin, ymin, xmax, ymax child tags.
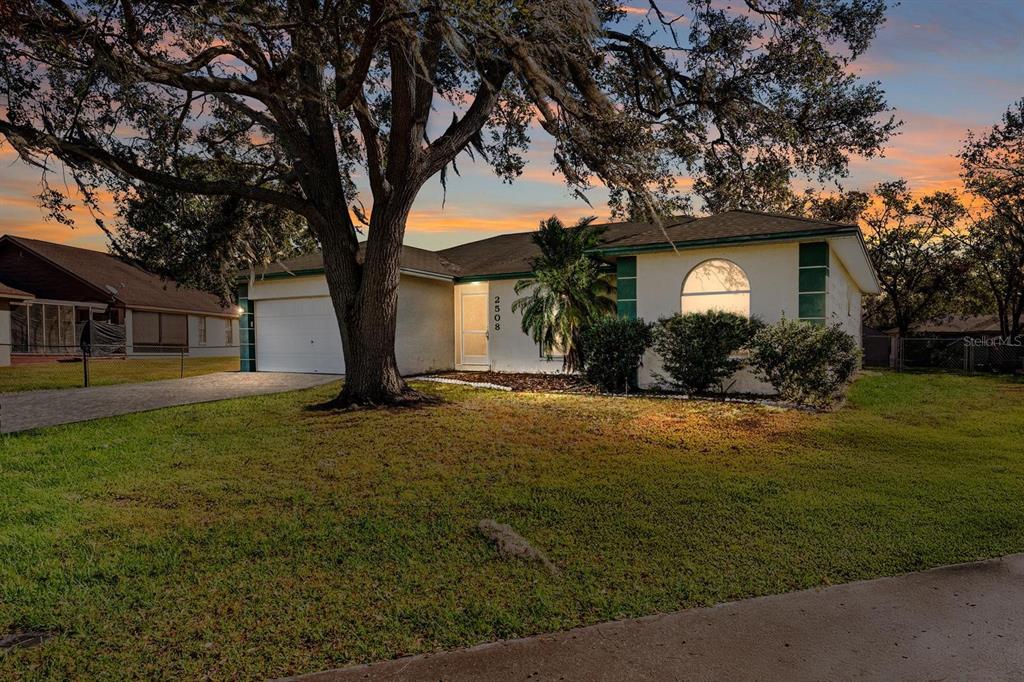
<box><xmin>312</xmin><ymin>189</ymin><xmax>421</xmax><ymax>407</ymax></box>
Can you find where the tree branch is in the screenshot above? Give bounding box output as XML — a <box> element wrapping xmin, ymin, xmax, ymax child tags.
<box><xmin>420</xmin><ymin>63</ymin><xmax>511</xmax><ymax>180</ymax></box>
<box><xmin>0</xmin><ymin>119</ymin><xmax>313</xmax><ymax>218</ymax></box>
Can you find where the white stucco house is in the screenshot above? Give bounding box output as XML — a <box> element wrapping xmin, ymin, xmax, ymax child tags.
<box><xmin>239</xmin><ymin>210</ymin><xmax>879</xmax><ymax>392</ymax></box>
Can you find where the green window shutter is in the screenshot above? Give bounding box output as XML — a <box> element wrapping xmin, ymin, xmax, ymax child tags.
<box><xmin>799</xmin><ymin>242</ymin><xmax>829</xmax><ymax>268</ymax></box>
<box><xmin>616</xmin><ymin>256</ymin><xmax>637</xmax><ymax>278</ymax></box>
<box><xmin>798</xmin><ymin>243</ymin><xmax>829</xmax><ymax>324</ymax></box>
<box><xmin>799</xmin><ymin>293</ymin><xmax>826</xmax><ymax>319</ymax></box>
<box><xmin>799</xmin><ymin>267</ymin><xmax>827</xmax><ymax>293</ymax></box>
<box><xmin>617</xmin><ymin>277</ymin><xmax>637</xmax><ymax>300</ymax></box>
<box><xmin>237</xmin><ymin>284</ymin><xmax>256</xmax><ymax>372</ymax></box>
<box><xmin>616</xmin><ymin>256</ymin><xmax>637</xmax><ymax>319</ymax></box>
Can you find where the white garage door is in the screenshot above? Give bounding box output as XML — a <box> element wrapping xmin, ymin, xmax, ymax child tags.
<box><xmin>255</xmin><ymin>297</ymin><xmax>345</xmax><ymax>374</ymax></box>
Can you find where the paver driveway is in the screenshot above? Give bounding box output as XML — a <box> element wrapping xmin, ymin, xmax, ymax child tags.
<box><xmin>0</xmin><ymin>372</ymin><xmax>339</xmax><ymax>434</ymax></box>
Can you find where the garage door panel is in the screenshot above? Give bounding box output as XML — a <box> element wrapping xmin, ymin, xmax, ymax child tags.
<box><xmin>255</xmin><ymin>297</ymin><xmax>344</xmax><ymax>374</ymax></box>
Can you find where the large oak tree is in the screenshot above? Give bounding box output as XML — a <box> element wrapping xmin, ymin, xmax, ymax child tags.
<box><xmin>0</xmin><ymin>0</ymin><xmax>895</xmax><ymax>405</ymax></box>
<box><xmin>862</xmin><ymin>180</ymin><xmax>968</xmax><ymax>336</ymax></box>
<box><xmin>959</xmin><ymin>99</ymin><xmax>1024</xmax><ymax>337</ymax></box>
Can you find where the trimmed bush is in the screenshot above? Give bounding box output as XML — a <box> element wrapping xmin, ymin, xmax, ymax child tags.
<box><xmin>651</xmin><ymin>311</ymin><xmax>761</xmax><ymax>394</ymax></box>
<box><xmin>579</xmin><ymin>317</ymin><xmax>653</xmax><ymax>392</ymax></box>
<box><xmin>749</xmin><ymin>319</ymin><xmax>861</xmax><ymax>408</ymax></box>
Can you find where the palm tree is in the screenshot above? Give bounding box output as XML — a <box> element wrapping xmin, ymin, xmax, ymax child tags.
<box><xmin>512</xmin><ymin>216</ymin><xmax>616</xmax><ymax>372</ymax></box>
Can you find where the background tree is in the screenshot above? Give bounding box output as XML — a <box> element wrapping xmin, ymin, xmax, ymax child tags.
<box><xmin>0</xmin><ymin>0</ymin><xmax>896</xmax><ymax>404</ymax></box>
<box><xmin>794</xmin><ymin>188</ymin><xmax>872</xmax><ymax>224</ymax></box>
<box><xmin>513</xmin><ymin>217</ymin><xmax>615</xmax><ymax>372</ymax></box>
<box><xmin>112</xmin><ymin>186</ymin><xmax>316</xmax><ymax>300</ymax></box>
<box><xmin>956</xmin><ymin>216</ymin><xmax>1024</xmax><ymax>337</ymax></box>
<box><xmin>959</xmin><ymin>99</ymin><xmax>1024</xmax><ymax>336</ymax></box>
<box><xmin>862</xmin><ymin>180</ymin><xmax>968</xmax><ymax>335</ymax></box>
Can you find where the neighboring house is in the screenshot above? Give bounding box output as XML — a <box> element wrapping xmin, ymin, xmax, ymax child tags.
<box><xmin>885</xmin><ymin>314</ymin><xmax>1005</xmax><ymax>338</ymax></box>
<box><xmin>0</xmin><ymin>235</ymin><xmax>239</xmax><ymax>366</ymax></box>
<box><xmin>240</xmin><ymin>210</ymin><xmax>879</xmax><ymax>393</ymax></box>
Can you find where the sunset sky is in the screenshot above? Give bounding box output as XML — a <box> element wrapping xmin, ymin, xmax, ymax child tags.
<box><xmin>0</xmin><ymin>0</ymin><xmax>1021</xmax><ymax>253</ymax></box>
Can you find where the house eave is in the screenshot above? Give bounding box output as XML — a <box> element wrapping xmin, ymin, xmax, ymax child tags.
<box><xmin>240</xmin><ymin>266</ymin><xmax>455</xmax><ymax>284</ymax></box>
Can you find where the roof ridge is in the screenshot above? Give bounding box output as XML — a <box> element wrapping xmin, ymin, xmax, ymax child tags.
<box><xmin>725</xmin><ymin>208</ymin><xmax>857</xmax><ymax>229</ymax></box>
<box><xmin>7</xmin><ymin>234</ymin><xmax>116</xmax><ymax>255</ymax></box>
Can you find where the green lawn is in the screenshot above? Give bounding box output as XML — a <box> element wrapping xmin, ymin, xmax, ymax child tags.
<box><xmin>1</xmin><ymin>371</ymin><xmax>1023</xmax><ymax>679</ymax></box>
<box><xmin>0</xmin><ymin>356</ymin><xmax>239</xmax><ymax>393</ymax></box>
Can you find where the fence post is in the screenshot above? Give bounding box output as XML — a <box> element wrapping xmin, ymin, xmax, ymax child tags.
<box><xmin>82</xmin><ymin>345</ymin><xmax>90</xmax><ymax>387</ymax></box>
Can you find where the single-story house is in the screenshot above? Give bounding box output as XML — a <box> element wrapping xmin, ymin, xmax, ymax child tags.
<box><xmin>0</xmin><ymin>235</ymin><xmax>239</xmax><ymax>366</ymax></box>
<box><xmin>885</xmin><ymin>314</ymin><xmax>1005</xmax><ymax>338</ymax></box>
<box><xmin>240</xmin><ymin>210</ymin><xmax>879</xmax><ymax>392</ymax></box>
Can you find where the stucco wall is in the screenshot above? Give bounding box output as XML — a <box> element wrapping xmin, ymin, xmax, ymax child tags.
<box><xmin>633</xmin><ymin>239</ymin><xmax>868</xmax><ymax>394</ymax></box>
<box><xmin>635</xmin><ymin>241</ymin><xmax>798</xmax><ymax>393</ymax></box>
<box><xmin>187</xmin><ymin>315</ymin><xmax>240</xmax><ymax>357</ymax></box>
<box><xmin>826</xmin><ymin>246</ymin><xmax>862</xmax><ymax>343</ymax></box>
<box><xmin>247</xmin><ymin>272</ymin><xmax>454</xmax><ymax>375</ymax></box>
<box><xmin>395</xmin><ymin>276</ymin><xmax>455</xmax><ymax>374</ymax></box>
<box><xmin>0</xmin><ymin>301</ymin><xmax>10</xmax><ymax>367</ymax></box>
<box><xmin>125</xmin><ymin>308</ymin><xmax>239</xmax><ymax>357</ymax></box>
<box><xmin>485</xmin><ymin>278</ymin><xmax>566</xmax><ymax>374</ymax></box>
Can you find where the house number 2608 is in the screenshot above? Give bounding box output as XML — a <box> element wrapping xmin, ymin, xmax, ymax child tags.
<box><xmin>493</xmin><ymin>295</ymin><xmax>501</xmax><ymax>331</ymax></box>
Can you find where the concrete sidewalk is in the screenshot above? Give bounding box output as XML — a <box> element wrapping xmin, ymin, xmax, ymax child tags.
<box><xmin>290</xmin><ymin>554</ymin><xmax>1024</xmax><ymax>681</ymax></box>
<box><xmin>0</xmin><ymin>372</ymin><xmax>339</xmax><ymax>433</ymax></box>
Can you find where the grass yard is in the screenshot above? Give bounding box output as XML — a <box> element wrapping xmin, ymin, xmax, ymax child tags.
<box><xmin>1</xmin><ymin>371</ymin><xmax>1023</xmax><ymax>679</ymax></box>
<box><xmin>0</xmin><ymin>356</ymin><xmax>239</xmax><ymax>393</ymax></box>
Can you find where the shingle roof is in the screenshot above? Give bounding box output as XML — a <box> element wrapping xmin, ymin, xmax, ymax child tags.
<box><xmin>601</xmin><ymin>210</ymin><xmax>857</xmax><ymax>251</ymax></box>
<box><xmin>247</xmin><ymin>210</ymin><xmax>861</xmax><ymax>282</ymax></box>
<box><xmin>0</xmin><ymin>280</ymin><xmax>32</xmax><ymax>299</ymax></box>
<box><xmin>437</xmin><ymin>220</ymin><xmax>683</xmax><ymax>278</ymax></box>
<box><xmin>903</xmin><ymin>314</ymin><xmax>1003</xmax><ymax>335</ymax></box>
<box><xmin>3</xmin><ymin>236</ymin><xmax>234</xmax><ymax>316</ymax></box>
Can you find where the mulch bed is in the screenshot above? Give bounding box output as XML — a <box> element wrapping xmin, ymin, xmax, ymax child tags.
<box><xmin>425</xmin><ymin>371</ymin><xmax>601</xmax><ymax>394</ymax></box>
<box><xmin>419</xmin><ymin>371</ymin><xmax>808</xmax><ymax>410</ymax></box>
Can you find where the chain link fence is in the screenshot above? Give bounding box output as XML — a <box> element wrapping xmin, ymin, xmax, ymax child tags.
<box><xmin>862</xmin><ymin>335</ymin><xmax>1024</xmax><ymax>374</ymax></box>
<box><xmin>0</xmin><ymin>344</ymin><xmax>240</xmax><ymax>393</ymax></box>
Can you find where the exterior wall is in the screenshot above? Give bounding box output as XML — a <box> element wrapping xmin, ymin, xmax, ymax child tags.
<box><xmin>396</xmin><ymin>276</ymin><xmax>455</xmax><ymax>374</ymax></box>
<box><xmin>485</xmin><ymin>278</ymin><xmax>566</xmax><ymax>374</ymax></box>
<box><xmin>826</xmin><ymin>246</ymin><xmax>863</xmax><ymax>344</ymax></box>
<box><xmin>124</xmin><ymin>308</ymin><xmax>134</xmax><ymax>350</ymax></box>
<box><xmin>187</xmin><ymin>314</ymin><xmax>240</xmax><ymax>357</ymax></box>
<box><xmin>0</xmin><ymin>301</ymin><xmax>10</xmax><ymax>367</ymax></box>
<box><xmin>247</xmin><ymin>272</ymin><xmax>454</xmax><ymax>375</ymax></box>
<box><xmin>125</xmin><ymin>308</ymin><xmax>239</xmax><ymax>357</ymax></box>
<box><xmin>635</xmin><ymin>241</ymin><xmax>800</xmax><ymax>393</ymax></box>
<box><xmin>632</xmin><ymin>239</ymin><xmax>867</xmax><ymax>394</ymax></box>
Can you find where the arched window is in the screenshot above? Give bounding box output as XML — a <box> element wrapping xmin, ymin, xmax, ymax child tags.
<box><xmin>681</xmin><ymin>259</ymin><xmax>750</xmax><ymax>316</ymax></box>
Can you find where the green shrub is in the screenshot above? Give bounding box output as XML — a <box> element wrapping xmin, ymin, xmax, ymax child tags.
<box><xmin>749</xmin><ymin>319</ymin><xmax>861</xmax><ymax>407</ymax></box>
<box><xmin>579</xmin><ymin>317</ymin><xmax>653</xmax><ymax>392</ymax></box>
<box><xmin>651</xmin><ymin>311</ymin><xmax>761</xmax><ymax>394</ymax></box>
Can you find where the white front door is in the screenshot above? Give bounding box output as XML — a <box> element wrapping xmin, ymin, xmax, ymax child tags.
<box><xmin>460</xmin><ymin>292</ymin><xmax>489</xmax><ymax>366</ymax></box>
<box><xmin>254</xmin><ymin>297</ymin><xmax>345</xmax><ymax>374</ymax></box>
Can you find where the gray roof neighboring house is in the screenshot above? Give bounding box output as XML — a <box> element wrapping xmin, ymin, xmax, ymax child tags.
<box><xmin>888</xmin><ymin>314</ymin><xmax>1005</xmax><ymax>336</ymax></box>
<box><xmin>245</xmin><ymin>209</ymin><xmax>865</xmax><ymax>283</ymax></box>
<box><xmin>0</xmin><ymin>235</ymin><xmax>235</xmax><ymax>316</ymax></box>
